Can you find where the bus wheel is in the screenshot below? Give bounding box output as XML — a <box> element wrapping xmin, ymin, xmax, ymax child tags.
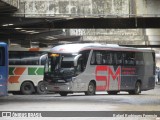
<box><xmin>37</xmin><ymin>81</ymin><xmax>47</xmax><ymax>95</ymax></box>
<box><xmin>85</xmin><ymin>81</ymin><xmax>96</xmax><ymax>95</ymax></box>
<box><xmin>59</xmin><ymin>92</ymin><xmax>68</xmax><ymax>96</ymax></box>
<box><xmin>107</xmin><ymin>91</ymin><xmax>118</xmax><ymax>95</ymax></box>
<box><xmin>129</xmin><ymin>81</ymin><xmax>141</xmax><ymax>95</ymax></box>
<box><xmin>20</xmin><ymin>82</ymin><xmax>35</xmax><ymax>95</ymax></box>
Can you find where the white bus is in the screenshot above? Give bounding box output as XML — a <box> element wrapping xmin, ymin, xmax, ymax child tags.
<box><xmin>8</xmin><ymin>47</ymin><xmax>50</xmax><ymax>95</ymax></box>
<box><xmin>43</xmin><ymin>43</ymin><xmax>155</xmax><ymax>96</ymax></box>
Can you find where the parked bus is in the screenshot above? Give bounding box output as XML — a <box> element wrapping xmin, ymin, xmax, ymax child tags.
<box><xmin>8</xmin><ymin>47</ymin><xmax>50</xmax><ymax>95</ymax></box>
<box><xmin>0</xmin><ymin>42</ymin><xmax>8</xmax><ymax>96</ymax></box>
<box><xmin>43</xmin><ymin>43</ymin><xmax>155</xmax><ymax>96</ymax></box>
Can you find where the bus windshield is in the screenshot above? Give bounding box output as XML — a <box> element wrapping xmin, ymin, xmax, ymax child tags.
<box><xmin>45</xmin><ymin>53</ymin><xmax>76</xmax><ymax>72</ymax></box>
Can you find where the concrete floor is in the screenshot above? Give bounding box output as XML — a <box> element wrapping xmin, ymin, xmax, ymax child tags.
<box><xmin>0</xmin><ymin>85</ymin><xmax>160</xmax><ymax>120</ymax></box>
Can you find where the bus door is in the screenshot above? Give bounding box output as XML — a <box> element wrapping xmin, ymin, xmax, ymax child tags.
<box><xmin>75</xmin><ymin>50</ymin><xmax>91</xmax><ymax>91</ymax></box>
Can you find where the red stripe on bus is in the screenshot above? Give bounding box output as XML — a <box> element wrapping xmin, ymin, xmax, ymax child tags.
<box><xmin>14</xmin><ymin>68</ymin><xmax>26</xmax><ymax>75</ymax></box>
<box><xmin>29</xmin><ymin>48</ymin><xmax>40</xmax><ymax>51</ymax></box>
<box><xmin>8</xmin><ymin>76</ymin><xmax>20</xmax><ymax>83</ymax></box>
<box><xmin>96</xmin><ymin>86</ymin><xmax>106</xmax><ymax>91</ymax></box>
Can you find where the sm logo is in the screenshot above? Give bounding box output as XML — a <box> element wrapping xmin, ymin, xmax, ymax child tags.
<box><xmin>95</xmin><ymin>66</ymin><xmax>121</xmax><ymax>91</ymax></box>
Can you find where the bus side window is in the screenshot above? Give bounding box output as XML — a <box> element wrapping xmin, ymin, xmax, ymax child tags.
<box><xmin>96</xmin><ymin>51</ymin><xmax>102</xmax><ymax>65</ymax></box>
<box><xmin>90</xmin><ymin>51</ymin><xmax>96</xmax><ymax>65</ymax></box>
<box><xmin>115</xmin><ymin>52</ymin><xmax>123</xmax><ymax>65</ymax></box>
<box><xmin>9</xmin><ymin>51</ymin><xmax>22</xmax><ymax>65</ymax></box>
<box><xmin>102</xmin><ymin>51</ymin><xmax>112</xmax><ymax>65</ymax></box>
<box><xmin>143</xmin><ymin>52</ymin><xmax>154</xmax><ymax>65</ymax></box>
<box><xmin>123</xmin><ymin>52</ymin><xmax>135</xmax><ymax>66</ymax></box>
<box><xmin>22</xmin><ymin>52</ymin><xmax>39</xmax><ymax>65</ymax></box>
<box><xmin>90</xmin><ymin>50</ymin><xmax>103</xmax><ymax>65</ymax></box>
<box><xmin>102</xmin><ymin>52</ymin><xmax>107</xmax><ymax>64</ymax></box>
<box><xmin>135</xmin><ymin>52</ymin><xmax>144</xmax><ymax>65</ymax></box>
<box><xmin>79</xmin><ymin>50</ymin><xmax>90</xmax><ymax>71</ymax></box>
<box><xmin>40</xmin><ymin>54</ymin><xmax>47</xmax><ymax>65</ymax></box>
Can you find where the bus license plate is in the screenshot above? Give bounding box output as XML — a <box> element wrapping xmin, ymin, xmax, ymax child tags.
<box><xmin>54</xmin><ymin>86</ymin><xmax>59</xmax><ymax>90</ymax></box>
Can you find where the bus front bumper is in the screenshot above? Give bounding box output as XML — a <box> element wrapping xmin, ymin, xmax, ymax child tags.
<box><xmin>45</xmin><ymin>82</ymin><xmax>74</xmax><ymax>92</ymax></box>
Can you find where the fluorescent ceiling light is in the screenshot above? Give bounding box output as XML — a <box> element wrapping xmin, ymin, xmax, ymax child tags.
<box><xmin>20</xmin><ymin>30</ymin><xmax>27</xmax><ymax>32</ymax></box>
<box><xmin>20</xmin><ymin>30</ymin><xmax>39</xmax><ymax>34</ymax></box>
<box><xmin>29</xmin><ymin>32</ymin><xmax>40</xmax><ymax>34</ymax></box>
<box><xmin>2</xmin><ymin>24</ymin><xmax>14</xmax><ymax>26</ymax></box>
<box><xmin>15</xmin><ymin>28</ymin><xmax>22</xmax><ymax>30</ymax></box>
<box><xmin>2</xmin><ymin>24</ymin><xmax>8</xmax><ymax>27</ymax></box>
<box><xmin>46</xmin><ymin>36</ymin><xmax>56</xmax><ymax>39</ymax></box>
<box><xmin>45</xmin><ymin>36</ymin><xmax>57</xmax><ymax>40</ymax></box>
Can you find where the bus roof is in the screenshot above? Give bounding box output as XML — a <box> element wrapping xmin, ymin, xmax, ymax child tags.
<box><xmin>50</xmin><ymin>43</ymin><xmax>154</xmax><ymax>54</ymax></box>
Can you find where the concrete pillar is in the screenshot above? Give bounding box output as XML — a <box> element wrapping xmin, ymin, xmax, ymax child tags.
<box><xmin>136</xmin><ymin>0</ymin><xmax>160</xmax><ymax>17</ymax></box>
<box><xmin>146</xmin><ymin>29</ymin><xmax>160</xmax><ymax>45</ymax></box>
<box><xmin>146</xmin><ymin>29</ymin><xmax>160</xmax><ymax>67</ymax></box>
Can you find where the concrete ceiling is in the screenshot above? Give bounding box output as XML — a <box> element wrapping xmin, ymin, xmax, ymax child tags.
<box><xmin>1</xmin><ymin>17</ymin><xmax>160</xmax><ymax>47</ymax></box>
<box><xmin>1</xmin><ymin>0</ymin><xmax>160</xmax><ymax>49</ymax></box>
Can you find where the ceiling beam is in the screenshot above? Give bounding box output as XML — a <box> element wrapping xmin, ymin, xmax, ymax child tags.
<box><xmin>26</xmin><ymin>30</ymin><xmax>63</xmax><ymax>40</ymax></box>
<box><xmin>53</xmin><ymin>17</ymin><xmax>160</xmax><ymax>29</ymax></box>
<box><xmin>0</xmin><ymin>30</ymin><xmax>63</xmax><ymax>41</ymax></box>
<box><xmin>121</xmin><ymin>45</ymin><xmax>160</xmax><ymax>48</ymax></box>
<box><xmin>1</xmin><ymin>17</ymin><xmax>160</xmax><ymax>29</ymax></box>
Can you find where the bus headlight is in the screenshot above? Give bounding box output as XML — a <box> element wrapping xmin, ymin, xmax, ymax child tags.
<box><xmin>68</xmin><ymin>86</ymin><xmax>70</xmax><ymax>90</ymax></box>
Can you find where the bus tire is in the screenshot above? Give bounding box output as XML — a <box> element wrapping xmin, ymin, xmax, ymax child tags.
<box><xmin>129</xmin><ymin>81</ymin><xmax>141</xmax><ymax>95</ymax></box>
<box><xmin>85</xmin><ymin>81</ymin><xmax>96</xmax><ymax>95</ymax></box>
<box><xmin>59</xmin><ymin>92</ymin><xmax>68</xmax><ymax>96</ymax></box>
<box><xmin>107</xmin><ymin>91</ymin><xmax>118</xmax><ymax>95</ymax></box>
<box><xmin>37</xmin><ymin>81</ymin><xmax>47</xmax><ymax>95</ymax></box>
<box><xmin>20</xmin><ymin>82</ymin><xmax>35</xmax><ymax>95</ymax></box>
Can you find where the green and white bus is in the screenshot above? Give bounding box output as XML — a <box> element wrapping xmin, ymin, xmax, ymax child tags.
<box><xmin>8</xmin><ymin>47</ymin><xmax>50</xmax><ymax>95</ymax></box>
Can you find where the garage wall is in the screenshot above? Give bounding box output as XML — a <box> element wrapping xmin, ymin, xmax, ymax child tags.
<box><xmin>16</xmin><ymin>0</ymin><xmax>129</xmax><ymax>17</ymax></box>
<box><xmin>136</xmin><ymin>0</ymin><xmax>160</xmax><ymax>17</ymax></box>
<box><xmin>69</xmin><ymin>29</ymin><xmax>145</xmax><ymax>45</ymax></box>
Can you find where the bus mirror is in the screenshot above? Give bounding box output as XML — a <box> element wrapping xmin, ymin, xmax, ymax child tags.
<box><xmin>61</xmin><ymin>56</ymin><xmax>64</xmax><ymax>61</ymax></box>
<box><xmin>74</xmin><ymin>54</ymin><xmax>82</xmax><ymax>66</ymax></box>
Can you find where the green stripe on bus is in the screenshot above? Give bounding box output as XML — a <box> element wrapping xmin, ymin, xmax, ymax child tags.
<box><xmin>9</xmin><ymin>67</ymin><xmax>15</xmax><ymax>75</ymax></box>
<box><xmin>36</xmin><ymin>68</ymin><xmax>44</xmax><ymax>75</ymax></box>
<box><xmin>28</xmin><ymin>68</ymin><xmax>36</xmax><ymax>75</ymax></box>
<box><xmin>28</xmin><ymin>67</ymin><xmax>44</xmax><ymax>75</ymax></box>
